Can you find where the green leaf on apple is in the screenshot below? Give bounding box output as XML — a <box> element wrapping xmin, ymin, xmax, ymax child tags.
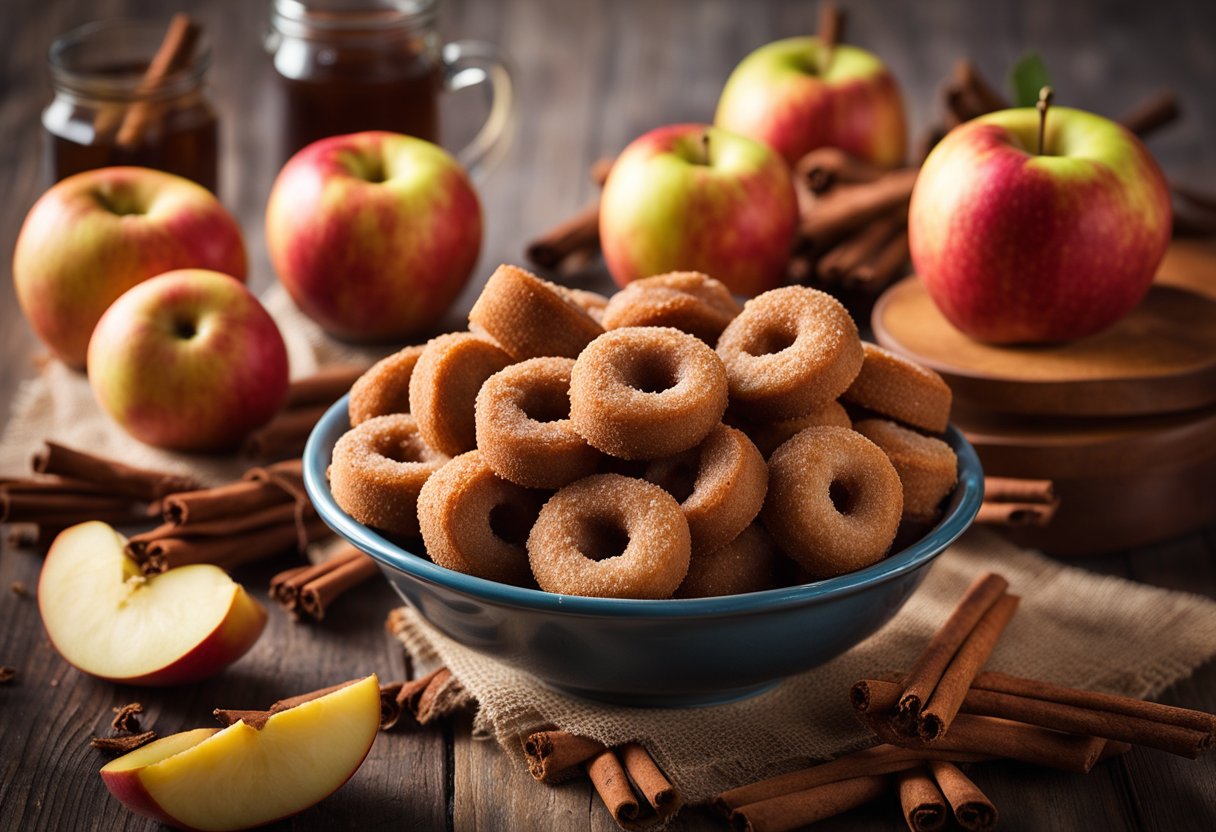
<box><xmin>1008</xmin><ymin>51</ymin><xmax>1053</xmax><ymax>108</ymax></box>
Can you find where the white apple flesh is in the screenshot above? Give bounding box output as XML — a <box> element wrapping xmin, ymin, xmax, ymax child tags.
<box><xmin>38</xmin><ymin>522</ymin><xmax>266</xmax><ymax>685</ymax></box>
<box><xmin>101</xmin><ymin>675</ymin><xmax>382</xmax><ymax>831</ymax></box>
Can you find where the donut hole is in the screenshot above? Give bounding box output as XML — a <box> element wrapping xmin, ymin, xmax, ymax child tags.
<box><xmin>518</xmin><ymin>385</ymin><xmax>571</xmax><ymax>423</ymax></box>
<box><xmin>621</xmin><ymin>353</ymin><xmax>681</xmax><ymax>395</ymax></box>
<box><xmin>373</xmin><ymin>432</ymin><xmax>428</xmax><ymax>464</ymax></box>
<box><xmin>488</xmin><ymin>501</ymin><xmax>532</xmax><ymax>547</ymax></box>
<box><xmin>576</xmin><ymin>515</ymin><xmax>632</xmax><ymax>562</ymax></box>
<box><xmin>745</xmin><ymin>325</ymin><xmax>798</xmax><ymax>357</ymax></box>
<box><xmin>828</xmin><ymin>478</ymin><xmax>858</xmax><ymax>516</ymax></box>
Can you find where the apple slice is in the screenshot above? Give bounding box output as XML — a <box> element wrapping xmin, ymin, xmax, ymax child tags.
<box><xmin>38</xmin><ymin>521</ymin><xmax>266</xmax><ymax>685</ymax></box>
<box><xmin>101</xmin><ymin>675</ymin><xmax>382</xmax><ymax>830</ymax></box>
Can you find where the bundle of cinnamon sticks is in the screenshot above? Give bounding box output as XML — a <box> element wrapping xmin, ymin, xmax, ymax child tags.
<box><xmin>1</xmin><ymin>441</ymin><xmax>199</xmax><ymax>549</ymax></box>
<box><xmin>126</xmin><ymin>458</ymin><xmax>331</xmax><ymax>574</ymax></box>
<box><xmin>270</xmin><ymin>541</ymin><xmax>381</xmax><ymax>622</ymax></box>
<box><xmin>243</xmin><ymin>365</ymin><xmax>367</xmax><ymax>461</ymax></box>
<box><xmin>522</xmin><ymin>729</ymin><xmax>684</xmax><ymax>831</ymax></box>
<box><xmin>713</xmin><ymin>571</ymin><xmax>1216</xmax><ymax>831</ymax></box>
<box><xmin>976</xmin><ymin>476</ymin><xmax>1058</xmax><ymax>527</ymax></box>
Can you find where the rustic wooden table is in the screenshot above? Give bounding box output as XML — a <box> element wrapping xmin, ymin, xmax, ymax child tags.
<box><xmin>2</xmin><ymin>1</ymin><xmax>1214</xmax><ymax>829</ymax></box>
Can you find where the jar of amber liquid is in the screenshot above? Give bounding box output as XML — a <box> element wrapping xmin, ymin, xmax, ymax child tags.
<box><xmin>267</xmin><ymin>0</ymin><xmax>513</xmax><ymax>171</ymax></box>
<box><xmin>43</xmin><ymin>20</ymin><xmax>219</xmax><ymax>193</ymax></box>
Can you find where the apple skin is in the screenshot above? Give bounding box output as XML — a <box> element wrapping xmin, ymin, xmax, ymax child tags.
<box><xmin>13</xmin><ymin>166</ymin><xmax>247</xmax><ymax>369</ymax></box>
<box><xmin>266</xmin><ymin>131</ymin><xmax>483</xmax><ymax>341</ymax></box>
<box><xmin>714</xmin><ymin>37</ymin><xmax>907</xmax><ymax>168</ymax></box>
<box><xmin>38</xmin><ymin>522</ymin><xmax>267</xmax><ymax>686</ymax></box>
<box><xmin>100</xmin><ymin>676</ymin><xmax>381</xmax><ymax>831</ymax></box>
<box><xmin>87</xmin><ymin>269</ymin><xmax>290</xmax><ymax>452</ymax></box>
<box><xmin>909</xmin><ymin>106</ymin><xmax>1172</xmax><ymax>344</ymax></box>
<box><xmin>599</xmin><ymin>124</ymin><xmax>799</xmax><ymax>297</ymax></box>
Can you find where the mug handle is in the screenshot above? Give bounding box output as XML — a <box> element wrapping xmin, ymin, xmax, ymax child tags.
<box><xmin>441</xmin><ymin>40</ymin><xmax>515</xmax><ymax>179</ymax></box>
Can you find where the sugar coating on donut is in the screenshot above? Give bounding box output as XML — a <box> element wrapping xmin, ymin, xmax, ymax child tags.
<box><xmin>842</xmin><ymin>343</ymin><xmax>953</xmax><ymax>433</ymax></box>
<box><xmin>854</xmin><ymin>418</ymin><xmax>957</xmax><ymax>521</ymax></box>
<box><xmin>743</xmin><ymin>400</ymin><xmax>853</xmax><ymax>458</ymax></box>
<box><xmin>475</xmin><ymin>357</ymin><xmax>602</xmax><ymax>488</ymax></box>
<box><xmin>716</xmin><ymin>286</ymin><xmax>864</xmax><ymax>419</ymax></box>
<box><xmin>329</xmin><ymin>413</ymin><xmax>449</xmax><ymax>536</ymax></box>
<box><xmin>468</xmin><ymin>264</ymin><xmax>604</xmax><ymax>360</ymax></box>
<box><xmin>762</xmin><ymin>426</ymin><xmax>903</xmax><ymax>579</ymax></box>
<box><xmin>601</xmin><ymin>271</ymin><xmax>742</xmax><ymax>345</ymax></box>
<box><xmin>349</xmin><ymin>345</ymin><xmax>425</xmax><ymax>426</ymax></box>
<box><xmin>569</xmin><ymin>326</ymin><xmax>729</xmax><ymax>460</ymax></box>
<box><xmin>644</xmin><ymin>424</ymin><xmax>767</xmax><ymax>553</ymax></box>
<box><xmin>417</xmin><ymin>450</ymin><xmax>545</xmax><ymax>586</ymax></box>
<box><xmin>558</xmin><ymin>286</ymin><xmax>610</xmax><ymax>324</ymax></box>
<box><xmin>527</xmin><ymin>474</ymin><xmax>690</xmax><ymax>599</ymax></box>
<box><xmin>676</xmin><ymin>524</ymin><xmax>778</xmax><ymax>598</ymax></box>
<box><xmin>409</xmin><ymin>332</ymin><xmax>513</xmax><ymax>457</ymax></box>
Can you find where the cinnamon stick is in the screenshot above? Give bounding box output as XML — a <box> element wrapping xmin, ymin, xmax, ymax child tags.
<box><xmin>163</xmin><ymin>479</ymin><xmax>294</xmax><ymax>525</ymax></box>
<box><xmin>975</xmin><ymin>500</ymin><xmax>1058</xmax><ymax>527</ymax></box>
<box><xmin>137</xmin><ymin>516</ymin><xmax>331</xmax><ymax>574</ymax></box>
<box><xmin>133</xmin><ymin>503</ymin><xmax>302</xmax><ymax>549</ymax></box>
<box><xmin>897</xmin><ymin>766</ymin><xmax>947</xmax><ymax>832</ymax></box>
<box><xmin>111</xmin><ymin>703</ymin><xmax>145</xmax><ymax>733</ymax></box>
<box><xmin>114</xmin><ymin>15</ymin><xmax>201</xmax><ymax>148</ymax></box>
<box><xmin>898</xmin><ymin>572</ymin><xmax>1009</xmax><ymax>723</ymax></box>
<box><xmin>242</xmin><ymin>404</ymin><xmax>330</xmax><ymax>460</ymax></box>
<box><xmin>845</xmin><ymin>226</ymin><xmax>910</xmax><ymax>291</ymax></box>
<box><xmin>270</xmin><ymin>543</ymin><xmax>378</xmax><ymax>621</ymax></box>
<box><xmin>713</xmin><ymin>744</ymin><xmax>986</xmax><ymax>815</ymax></box>
<box><xmin>32</xmin><ymin>441</ymin><xmax>198</xmax><ymax>501</ymax></box>
<box><xmin>0</xmin><ymin>491</ymin><xmax>149</xmax><ymax>522</ymax></box>
<box><xmin>587</xmin><ymin>749</ymin><xmax>639</xmax><ymax>828</ymax></box>
<box><xmin>619</xmin><ymin>742</ymin><xmax>683</xmax><ymax>818</ymax></box>
<box><xmin>796</xmin><ymin>147</ymin><xmax>885</xmax><ymax>195</ymax></box>
<box><xmin>928</xmin><ymin>761</ymin><xmax>997</xmax><ymax>832</ymax></box>
<box><xmin>982</xmin><ymin>477</ymin><xmax>1054</xmax><ymax>504</ymax></box>
<box><xmin>524</xmin><ymin>729</ymin><xmax>607</xmax><ymax>783</ymax></box>
<box><xmin>919</xmin><ymin>594</ymin><xmax>1021</xmax><ymax>741</ymax></box>
<box><xmin>413</xmin><ymin>667</ymin><xmax>458</xmax><ymax>724</ymax></box>
<box><xmin>285</xmin><ymin>365</ymin><xmax>367</xmax><ymax>409</ymax></box>
<box><xmin>815</xmin><ymin>210</ymin><xmax>904</xmax><ymax>283</ymax></box>
<box><xmin>91</xmin><ymin>731</ymin><xmax>158</xmax><ymax>754</ymax></box>
<box><xmin>379</xmin><ymin>667</ymin><xmax>447</xmax><ymax>730</ymax></box>
<box><xmin>799</xmin><ymin>168</ymin><xmax>918</xmax><ymax>248</ymax></box>
<box><xmin>0</xmin><ymin>476</ymin><xmax>114</xmax><ymax>497</ymax></box>
<box><xmin>729</xmin><ymin>774</ymin><xmax>885</xmax><ymax>832</ymax></box>
<box><xmin>525</xmin><ymin>200</ymin><xmax>602</xmax><ymax>273</ymax></box>
<box><xmin>1118</xmin><ymin>90</ymin><xmax>1181</xmax><ymax>138</ymax></box>
<box><xmin>214</xmin><ymin>678</ymin><xmax>364</xmax><ymax>731</ymax></box>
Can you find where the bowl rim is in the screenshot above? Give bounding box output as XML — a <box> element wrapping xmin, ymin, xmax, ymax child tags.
<box><xmin>305</xmin><ymin>395</ymin><xmax>984</xmax><ymax>619</ymax></box>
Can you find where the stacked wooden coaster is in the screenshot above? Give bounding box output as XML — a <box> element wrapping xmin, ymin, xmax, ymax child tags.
<box><xmin>872</xmin><ymin>274</ymin><xmax>1216</xmax><ymax>556</ymax></box>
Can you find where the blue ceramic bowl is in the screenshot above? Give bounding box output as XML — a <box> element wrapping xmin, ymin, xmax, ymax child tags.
<box><xmin>305</xmin><ymin>396</ymin><xmax>983</xmax><ymax>707</ymax></box>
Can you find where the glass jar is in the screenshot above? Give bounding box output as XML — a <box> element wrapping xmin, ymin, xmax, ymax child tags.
<box><xmin>43</xmin><ymin>20</ymin><xmax>219</xmax><ymax>193</ymax></box>
<box><xmin>267</xmin><ymin>0</ymin><xmax>513</xmax><ymax>172</ymax></box>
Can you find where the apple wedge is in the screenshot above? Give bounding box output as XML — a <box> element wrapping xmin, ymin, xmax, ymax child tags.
<box><xmin>101</xmin><ymin>675</ymin><xmax>382</xmax><ymax>830</ymax></box>
<box><xmin>38</xmin><ymin>521</ymin><xmax>266</xmax><ymax>685</ymax></box>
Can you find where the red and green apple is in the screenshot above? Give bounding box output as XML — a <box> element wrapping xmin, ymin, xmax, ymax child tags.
<box><xmin>599</xmin><ymin>123</ymin><xmax>799</xmax><ymax>297</ymax></box>
<box><xmin>13</xmin><ymin>166</ymin><xmax>246</xmax><ymax>369</ymax></box>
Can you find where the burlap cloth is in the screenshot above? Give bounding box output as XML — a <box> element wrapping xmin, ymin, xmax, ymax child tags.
<box><xmin>5</xmin><ymin>287</ymin><xmax>1216</xmax><ymax>810</ymax></box>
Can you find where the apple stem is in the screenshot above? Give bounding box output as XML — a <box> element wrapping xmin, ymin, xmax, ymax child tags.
<box><xmin>1036</xmin><ymin>86</ymin><xmax>1054</xmax><ymax>155</ymax></box>
<box><xmin>816</xmin><ymin>2</ymin><xmax>845</xmax><ymax>74</ymax></box>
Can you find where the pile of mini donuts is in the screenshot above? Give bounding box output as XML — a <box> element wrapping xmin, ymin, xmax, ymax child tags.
<box><xmin>329</xmin><ymin>265</ymin><xmax>958</xmax><ymax>600</ymax></box>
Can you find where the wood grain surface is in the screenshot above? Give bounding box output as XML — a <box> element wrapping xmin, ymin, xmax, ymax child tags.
<box><xmin>2</xmin><ymin>1</ymin><xmax>1215</xmax><ymax>830</ymax></box>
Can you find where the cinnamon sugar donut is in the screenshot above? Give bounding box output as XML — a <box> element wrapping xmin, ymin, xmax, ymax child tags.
<box><xmin>527</xmin><ymin>474</ymin><xmax>690</xmax><ymax>599</ymax></box>
<box><xmin>762</xmin><ymin>426</ymin><xmax>903</xmax><ymax>579</ymax></box>
<box><xmin>475</xmin><ymin>357</ymin><xmax>602</xmax><ymax>488</ymax></box>
<box><xmin>842</xmin><ymin>343</ymin><xmax>953</xmax><ymax>433</ymax></box>
<box><xmin>643</xmin><ymin>424</ymin><xmax>767</xmax><ymax>553</ymax></box>
<box><xmin>570</xmin><ymin>327</ymin><xmax>728</xmax><ymax>460</ymax></box>
<box><xmin>329</xmin><ymin>414</ymin><xmax>449</xmax><ymax>536</ymax></box>
<box><xmin>716</xmin><ymin>286</ymin><xmax>863</xmax><ymax>419</ymax></box>
<box><xmin>744</xmin><ymin>400</ymin><xmax>853</xmax><ymax>458</ymax></box>
<box><xmin>408</xmin><ymin>332</ymin><xmax>513</xmax><ymax>457</ymax></box>
<box><xmin>676</xmin><ymin>524</ymin><xmax>778</xmax><ymax>598</ymax></box>
<box><xmin>349</xmin><ymin>345</ymin><xmax>424</xmax><ymax>426</ymax></box>
<box><xmin>417</xmin><ymin>450</ymin><xmax>545</xmax><ymax>586</ymax></box>
<box><xmin>468</xmin><ymin>264</ymin><xmax>604</xmax><ymax>360</ymax></box>
<box><xmin>601</xmin><ymin>272</ymin><xmax>742</xmax><ymax>344</ymax></box>
<box><xmin>854</xmin><ymin>418</ymin><xmax>957</xmax><ymax>521</ymax></box>
<box><xmin>559</xmin><ymin>287</ymin><xmax>610</xmax><ymax>324</ymax></box>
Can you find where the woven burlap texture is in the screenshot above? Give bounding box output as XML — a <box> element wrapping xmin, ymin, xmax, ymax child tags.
<box><xmin>0</xmin><ymin>287</ymin><xmax>388</xmax><ymax>483</ymax></box>
<box><xmin>391</xmin><ymin>527</ymin><xmax>1216</xmax><ymax>805</ymax></box>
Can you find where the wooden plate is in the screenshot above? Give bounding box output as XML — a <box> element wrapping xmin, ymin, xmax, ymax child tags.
<box><xmin>872</xmin><ymin>278</ymin><xmax>1216</xmax><ymax>418</ymax></box>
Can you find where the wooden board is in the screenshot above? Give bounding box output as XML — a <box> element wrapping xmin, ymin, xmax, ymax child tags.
<box><xmin>872</xmin><ymin>278</ymin><xmax>1216</xmax><ymax>418</ymax></box>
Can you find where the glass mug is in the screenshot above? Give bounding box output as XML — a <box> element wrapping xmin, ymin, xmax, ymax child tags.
<box><xmin>42</xmin><ymin>20</ymin><xmax>220</xmax><ymax>192</ymax></box>
<box><xmin>266</xmin><ymin>0</ymin><xmax>513</xmax><ymax>174</ymax></box>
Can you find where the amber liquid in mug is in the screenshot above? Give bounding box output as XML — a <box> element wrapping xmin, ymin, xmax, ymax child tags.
<box><xmin>46</xmin><ymin>61</ymin><xmax>220</xmax><ymax>193</ymax></box>
<box><xmin>275</xmin><ymin>46</ymin><xmax>442</xmax><ymax>164</ymax></box>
